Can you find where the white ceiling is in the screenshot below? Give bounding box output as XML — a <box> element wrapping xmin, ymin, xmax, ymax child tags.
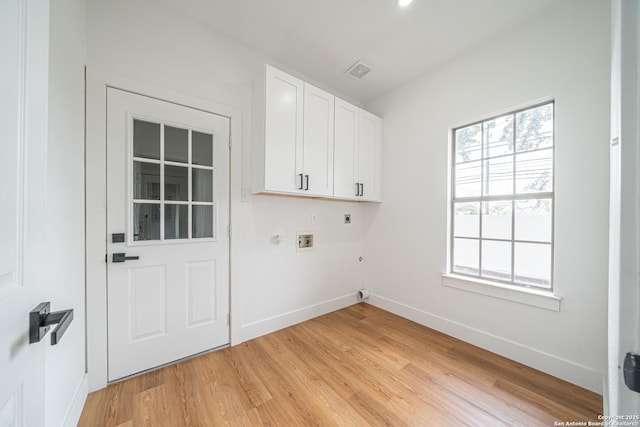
<box><xmin>147</xmin><ymin>0</ymin><xmax>561</xmax><ymax>103</ymax></box>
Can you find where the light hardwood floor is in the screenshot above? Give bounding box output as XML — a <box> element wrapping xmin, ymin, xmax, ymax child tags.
<box><xmin>79</xmin><ymin>303</ymin><xmax>602</xmax><ymax>426</ymax></box>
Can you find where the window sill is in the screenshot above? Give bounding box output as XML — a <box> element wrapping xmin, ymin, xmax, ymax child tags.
<box><xmin>441</xmin><ymin>274</ymin><xmax>561</xmax><ymax>312</ymax></box>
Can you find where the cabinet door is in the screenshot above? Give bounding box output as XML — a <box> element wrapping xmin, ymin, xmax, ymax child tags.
<box><xmin>359</xmin><ymin>110</ymin><xmax>382</xmax><ymax>201</ymax></box>
<box><xmin>264</xmin><ymin>65</ymin><xmax>304</xmax><ymax>193</ymax></box>
<box><xmin>303</xmin><ymin>83</ymin><xmax>334</xmax><ymax>196</ymax></box>
<box><xmin>334</xmin><ymin>99</ymin><xmax>359</xmax><ymax>199</ymax></box>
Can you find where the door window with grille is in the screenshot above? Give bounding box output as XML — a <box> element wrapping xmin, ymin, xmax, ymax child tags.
<box><xmin>132</xmin><ymin>118</ymin><xmax>216</xmax><ymax>242</ymax></box>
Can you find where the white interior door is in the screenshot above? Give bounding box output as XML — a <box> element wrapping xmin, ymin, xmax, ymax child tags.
<box><xmin>0</xmin><ymin>0</ymin><xmax>49</xmax><ymax>425</ymax></box>
<box><xmin>106</xmin><ymin>88</ymin><xmax>230</xmax><ymax>381</ymax></box>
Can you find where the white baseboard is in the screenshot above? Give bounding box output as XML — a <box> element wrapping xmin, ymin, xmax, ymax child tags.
<box><xmin>368</xmin><ymin>294</ymin><xmax>604</xmax><ymax>394</ymax></box>
<box><xmin>63</xmin><ymin>373</ymin><xmax>88</xmax><ymax>427</ymax></box>
<box><xmin>236</xmin><ymin>293</ymin><xmax>358</xmax><ymax>344</ymax></box>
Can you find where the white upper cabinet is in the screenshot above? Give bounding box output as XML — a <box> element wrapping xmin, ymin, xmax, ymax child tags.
<box><xmin>358</xmin><ymin>109</ymin><xmax>383</xmax><ymax>201</ymax></box>
<box><xmin>302</xmin><ymin>83</ymin><xmax>334</xmax><ymax>196</ymax></box>
<box><xmin>253</xmin><ymin>65</ymin><xmax>381</xmax><ymax>201</ymax></box>
<box><xmin>334</xmin><ymin>98</ymin><xmax>382</xmax><ymax>201</ymax></box>
<box><xmin>334</xmin><ymin>99</ymin><xmax>359</xmax><ymax>198</ymax></box>
<box><xmin>263</xmin><ymin>65</ymin><xmax>305</xmax><ymax>194</ymax></box>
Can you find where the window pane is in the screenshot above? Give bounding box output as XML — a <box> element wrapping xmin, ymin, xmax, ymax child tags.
<box><xmin>133</xmin><ymin>203</ymin><xmax>160</xmax><ymax>241</ymax></box>
<box><xmin>455</xmin><ymin>124</ymin><xmax>481</xmax><ymax>163</ymax></box>
<box><xmin>514</xmin><ymin>242</ymin><xmax>551</xmax><ymax>287</ymax></box>
<box><xmin>133</xmin><ymin>119</ymin><xmax>160</xmax><ymax>160</ymax></box>
<box><xmin>483</xmin><ymin>115</ymin><xmax>513</xmax><ymax>158</ymax></box>
<box><xmin>133</xmin><ymin>161</ymin><xmax>160</xmax><ymax>200</ymax></box>
<box><xmin>165</xmin><ymin>165</ymin><xmax>188</xmax><ymax>201</ymax></box>
<box><xmin>516</xmin><ymin>103</ymin><xmax>553</xmax><ymax>152</ymax></box>
<box><xmin>164</xmin><ymin>125</ymin><xmax>188</xmax><ymax>163</ymax></box>
<box><xmin>484</xmin><ymin>156</ymin><xmax>513</xmax><ymax>196</ymax></box>
<box><xmin>482</xmin><ymin>201</ymin><xmax>512</xmax><ymax>240</ymax></box>
<box><xmin>192</xmin><ymin>169</ymin><xmax>213</xmax><ymax>202</ymax></box>
<box><xmin>455</xmin><ymin>161</ymin><xmax>481</xmax><ymax>197</ymax></box>
<box><xmin>515</xmin><ymin>148</ymin><xmax>553</xmax><ymax>193</ymax></box>
<box><xmin>454</xmin><ymin>202</ymin><xmax>479</xmax><ymax>238</ymax></box>
<box><xmin>453</xmin><ymin>238</ymin><xmax>479</xmax><ymax>276</ymax></box>
<box><xmin>165</xmin><ymin>204</ymin><xmax>188</xmax><ymax>240</ymax></box>
<box><xmin>481</xmin><ymin>240</ymin><xmax>512</xmax><ymax>281</ymax></box>
<box><xmin>193</xmin><ymin>205</ymin><xmax>213</xmax><ymax>238</ymax></box>
<box><xmin>515</xmin><ymin>199</ymin><xmax>552</xmax><ymax>242</ymax></box>
<box><xmin>193</xmin><ymin>131</ymin><xmax>213</xmax><ymax>166</ymax></box>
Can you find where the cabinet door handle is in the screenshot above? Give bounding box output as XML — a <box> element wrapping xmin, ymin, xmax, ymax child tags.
<box><xmin>305</xmin><ymin>175</ymin><xmax>309</xmax><ymax>191</ymax></box>
<box><xmin>360</xmin><ymin>183</ymin><xmax>364</xmax><ymax>197</ymax></box>
<box><xmin>355</xmin><ymin>183</ymin><xmax>360</xmax><ymax>196</ymax></box>
<box><xmin>298</xmin><ymin>173</ymin><xmax>304</xmax><ymax>190</ymax></box>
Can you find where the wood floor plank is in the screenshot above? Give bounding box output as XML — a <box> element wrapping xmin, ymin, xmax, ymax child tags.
<box><xmin>79</xmin><ymin>303</ymin><xmax>602</xmax><ymax>426</ymax></box>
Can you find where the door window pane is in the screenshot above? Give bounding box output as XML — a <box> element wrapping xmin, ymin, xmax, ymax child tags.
<box><xmin>193</xmin><ymin>205</ymin><xmax>213</xmax><ymax>238</ymax></box>
<box><xmin>453</xmin><ymin>238</ymin><xmax>479</xmax><ymax>276</ymax></box>
<box><xmin>515</xmin><ymin>199</ymin><xmax>552</xmax><ymax>242</ymax></box>
<box><xmin>193</xmin><ymin>131</ymin><xmax>213</xmax><ymax>166</ymax></box>
<box><xmin>481</xmin><ymin>201</ymin><xmax>512</xmax><ymax>240</ymax></box>
<box><xmin>481</xmin><ymin>240</ymin><xmax>512</xmax><ymax>281</ymax></box>
<box><xmin>453</xmin><ymin>202</ymin><xmax>479</xmax><ymax>238</ymax></box>
<box><xmin>130</xmin><ymin>119</ymin><xmax>220</xmax><ymax>243</ymax></box>
<box><xmin>165</xmin><ymin>165</ymin><xmax>188</xmax><ymax>201</ymax></box>
<box><xmin>192</xmin><ymin>169</ymin><xmax>213</xmax><ymax>202</ymax></box>
<box><xmin>133</xmin><ymin>203</ymin><xmax>160</xmax><ymax>241</ymax></box>
<box><xmin>164</xmin><ymin>125</ymin><xmax>188</xmax><ymax>163</ymax></box>
<box><xmin>165</xmin><ymin>204</ymin><xmax>188</xmax><ymax>240</ymax></box>
<box><xmin>514</xmin><ymin>242</ymin><xmax>551</xmax><ymax>287</ymax></box>
<box><xmin>133</xmin><ymin>119</ymin><xmax>160</xmax><ymax>160</ymax></box>
<box><xmin>133</xmin><ymin>162</ymin><xmax>160</xmax><ymax>200</ymax></box>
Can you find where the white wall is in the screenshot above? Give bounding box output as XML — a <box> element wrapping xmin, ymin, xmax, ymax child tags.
<box><xmin>86</xmin><ymin>0</ymin><xmax>367</xmax><ymax>389</ymax></box>
<box><xmin>46</xmin><ymin>0</ymin><xmax>88</xmax><ymax>425</ymax></box>
<box><xmin>364</xmin><ymin>0</ymin><xmax>610</xmax><ymax>393</ymax></box>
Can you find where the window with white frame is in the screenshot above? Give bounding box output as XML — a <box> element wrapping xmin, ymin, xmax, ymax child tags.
<box><xmin>450</xmin><ymin>101</ymin><xmax>554</xmax><ymax>289</ymax></box>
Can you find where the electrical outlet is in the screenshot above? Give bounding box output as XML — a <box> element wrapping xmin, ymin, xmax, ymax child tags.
<box><xmin>344</xmin><ymin>214</ymin><xmax>351</xmax><ymax>224</ymax></box>
<box><xmin>311</xmin><ymin>213</ymin><xmax>318</xmax><ymax>224</ymax></box>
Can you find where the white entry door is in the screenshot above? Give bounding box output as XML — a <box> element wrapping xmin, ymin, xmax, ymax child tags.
<box><xmin>0</xmin><ymin>0</ymin><xmax>49</xmax><ymax>425</ymax></box>
<box><xmin>106</xmin><ymin>88</ymin><xmax>230</xmax><ymax>381</ymax></box>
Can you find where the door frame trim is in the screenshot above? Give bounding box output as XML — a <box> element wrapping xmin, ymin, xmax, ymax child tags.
<box><xmin>86</xmin><ymin>67</ymin><xmax>242</xmax><ymax>392</ymax></box>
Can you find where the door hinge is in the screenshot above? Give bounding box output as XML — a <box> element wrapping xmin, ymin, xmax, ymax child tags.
<box><xmin>105</xmin><ymin>254</ymin><xmax>107</xmax><ymax>263</ymax></box>
<box><xmin>227</xmin><ymin>224</ymin><xmax>232</xmax><ymax>237</ymax></box>
<box><xmin>227</xmin><ymin>313</ymin><xmax>230</xmax><ymax>326</ymax></box>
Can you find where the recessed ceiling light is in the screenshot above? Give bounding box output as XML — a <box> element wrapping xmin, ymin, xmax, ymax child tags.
<box><xmin>397</xmin><ymin>0</ymin><xmax>413</xmax><ymax>7</ymax></box>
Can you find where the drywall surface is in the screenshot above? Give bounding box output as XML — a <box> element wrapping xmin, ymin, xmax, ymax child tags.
<box><xmin>46</xmin><ymin>0</ymin><xmax>88</xmax><ymax>425</ymax></box>
<box><xmin>86</xmin><ymin>0</ymin><xmax>366</xmax><ymax>372</ymax></box>
<box><xmin>364</xmin><ymin>0</ymin><xmax>610</xmax><ymax>393</ymax></box>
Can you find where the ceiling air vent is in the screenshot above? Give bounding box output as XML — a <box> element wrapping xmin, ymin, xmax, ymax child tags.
<box><xmin>345</xmin><ymin>61</ymin><xmax>373</xmax><ymax>80</ymax></box>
